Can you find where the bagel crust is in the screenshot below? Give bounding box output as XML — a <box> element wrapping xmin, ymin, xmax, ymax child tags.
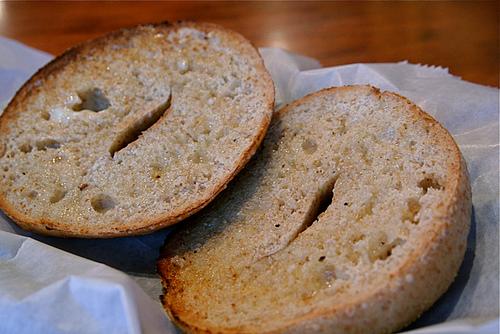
<box><xmin>0</xmin><ymin>22</ymin><xmax>274</xmax><ymax>237</ymax></box>
<box><xmin>158</xmin><ymin>85</ymin><xmax>471</xmax><ymax>334</ymax></box>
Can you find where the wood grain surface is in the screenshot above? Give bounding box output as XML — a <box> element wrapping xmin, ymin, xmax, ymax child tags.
<box><xmin>0</xmin><ymin>1</ymin><xmax>498</xmax><ymax>86</ymax></box>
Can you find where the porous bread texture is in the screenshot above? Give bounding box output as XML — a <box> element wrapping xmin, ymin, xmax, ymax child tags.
<box><xmin>158</xmin><ymin>86</ymin><xmax>471</xmax><ymax>334</ymax></box>
<box><xmin>0</xmin><ymin>22</ymin><xmax>274</xmax><ymax>237</ymax></box>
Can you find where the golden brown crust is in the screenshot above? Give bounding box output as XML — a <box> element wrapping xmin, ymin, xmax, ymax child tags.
<box><xmin>157</xmin><ymin>85</ymin><xmax>471</xmax><ymax>333</ymax></box>
<box><xmin>0</xmin><ymin>21</ymin><xmax>275</xmax><ymax>238</ymax></box>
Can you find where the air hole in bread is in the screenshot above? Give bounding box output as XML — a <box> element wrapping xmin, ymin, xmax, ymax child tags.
<box><xmin>49</xmin><ymin>187</ymin><xmax>66</xmax><ymax>204</ymax></box>
<box><xmin>356</xmin><ymin>197</ymin><xmax>375</xmax><ymax>220</ymax></box>
<box><xmin>91</xmin><ymin>194</ymin><xmax>115</xmax><ymax>213</ymax></box>
<box><xmin>351</xmin><ymin>233</ymin><xmax>365</xmax><ymax>244</ymax></box>
<box><xmin>345</xmin><ymin>250</ymin><xmax>360</xmax><ymax>265</ymax></box>
<box><xmin>302</xmin><ymin>138</ymin><xmax>317</xmax><ymax>154</ymax></box>
<box><xmin>403</xmin><ymin>198</ymin><xmax>421</xmax><ymax>225</ymax></box>
<box><xmin>109</xmin><ymin>94</ymin><xmax>171</xmax><ymax>157</ymax></box>
<box><xmin>338</xmin><ymin>118</ymin><xmax>347</xmax><ymax>135</ymax></box>
<box><xmin>359</xmin><ymin>144</ymin><xmax>372</xmax><ymax>165</ymax></box>
<box><xmin>40</xmin><ymin>110</ymin><xmax>50</xmax><ymax>120</ymax></box>
<box><xmin>418</xmin><ymin>177</ymin><xmax>442</xmax><ymax>194</ymax></box>
<box><xmin>368</xmin><ymin>233</ymin><xmax>405</xmax><ymax>262</ymax></box>
<box><xmin>151</xmin><ymin>164</ymin><xmax>163</xmax><ymax>180</ymax></box>
<box><xmin>194</xmin><ymin>115</ymin><xmax>211</xmax><ymax>135</ymax></box>
<box><xmin>188</xmin><ymin>151</ymin><xmax>203</xmax><ymax>164</ymax></box>
<box><xmin>19</xmin><ymin>143</ymin><xmax>33</xmax><ymax>153</ymax></box>
<box><xmin>24</xmin><ymin>190</ymin><xmax>38</xmax><ymax>199</ymax></box>
<box><xmin>35</xmin><ymin>139</ymin><xmax>61</xmax><ymax>151</ymax></box>
<box><xmin>72</xmin><ymin>88</ymin><xmax>110</xmax><ymax>112</ymax></box>
<box><xmin>322</xmin><ymin>265</ymin><xmax>350</xmax><ymax>286</ymax></box>
<box><xmin>203</xmin><ymin>171</ymin><xmax>212</xmax><ymax>181</ymax></box>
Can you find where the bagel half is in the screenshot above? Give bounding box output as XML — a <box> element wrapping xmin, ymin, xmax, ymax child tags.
<box><xmin>158</xmin><ymin>85</ymin><xmax>471</xmax><ymax>334</ymax></box>
<box><xmin>0</xmin><ymin>22</ymin><xmax>274</xmax><ymax>237</ymax></box>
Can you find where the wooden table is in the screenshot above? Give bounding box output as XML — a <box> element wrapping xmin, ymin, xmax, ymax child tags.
<box><xmin>1</xmin><ymin>1</ymin><xmax>498</xmax><ymax>87</ymax></box>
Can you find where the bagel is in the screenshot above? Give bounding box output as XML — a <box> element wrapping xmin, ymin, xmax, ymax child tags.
<box><xmin>158</xmin><ymin>85</ymin><xmax>471</xmax><ymax>334</ymax></box>
<box><xmin>0</xmin><ymin>22</ymin><xmax>274</xmax><ymax>237</ymax></box>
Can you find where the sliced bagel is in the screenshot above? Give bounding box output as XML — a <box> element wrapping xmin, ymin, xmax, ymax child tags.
<box><xmin>0</xmin><ymin>22</ymin><xmax>274</xmax><ymax>237</ymax></box>
<box><xmin>158</xmin><ymin>85</ymin><xmax>471</xmax><ymax>334</ymax></box>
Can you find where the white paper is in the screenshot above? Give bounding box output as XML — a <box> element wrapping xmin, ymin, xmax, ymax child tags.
<box><xmin>0</xmin><ymin>38</ymin><xmax>498</xmax><ymax>334</ymax></box>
